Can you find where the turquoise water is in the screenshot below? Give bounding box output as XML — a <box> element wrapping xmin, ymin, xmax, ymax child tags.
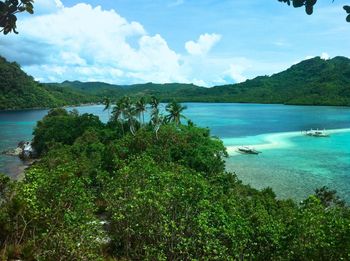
<box><xmin>0</xmin><ymin>103</ymin><xmax>349</xmax><ymax>201</ymax></box>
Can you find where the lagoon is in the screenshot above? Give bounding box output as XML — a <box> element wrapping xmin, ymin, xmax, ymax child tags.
<box><xmin>1</xmin><ymin>103</ymin><xmax>349</xmax><ymax>201</ymax></box>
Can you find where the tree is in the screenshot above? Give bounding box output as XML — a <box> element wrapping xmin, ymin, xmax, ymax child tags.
<box><xmin>149</xmin><ymin>96</ymin><xmax>163</xmax><ymax>139</ymax></box>
<box><xmin>135</xmin><ymin>97</ymin><xmax>147</xmax><ymax>125</ymax></box>
<box><xmin>165</xmin><ymin>100</ymin><xmax>187</xmax><ymax>126</ymax></box>
<box><xmin>121</xmin><ymin>96</ymin><xmax>137</xmax><ymax>135</ymax></box>
<box><xmin>0</xmin><ymin>0</ymin><xmax>34</xmax><ymax>34</ymax></box>
<box><xmin>111</xmin><ymin>96</ymin><xmax>138</xmax><ymax>136</ymax></box>
<box><xmin>278</xmin><ymin>0</ymin><xmax>350</xmax><ymax>22</ymax></box>
<box><xmin>102</xmin><ymin>97</ymin><xmax>111</xmax><ymax>119</ymax></box>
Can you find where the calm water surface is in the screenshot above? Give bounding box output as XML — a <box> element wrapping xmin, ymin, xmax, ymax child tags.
<box><xmin>1</xmin><ymin>103</ymin><xmax>349</xmax><ymax>201</ymax></box>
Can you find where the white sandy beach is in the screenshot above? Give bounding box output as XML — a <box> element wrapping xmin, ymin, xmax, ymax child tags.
<box><xmin>225</xmin><ymin>128</ymin><xmax>350</xmax><ymax>156</ymax></box>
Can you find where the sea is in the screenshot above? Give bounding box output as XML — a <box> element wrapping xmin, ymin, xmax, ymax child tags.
<box><xmin>0</xmin><ymin>103</ymin><xmax>349</xmax><ymax>202</ymax></box>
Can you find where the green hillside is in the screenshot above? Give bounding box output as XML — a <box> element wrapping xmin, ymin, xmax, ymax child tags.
<box><xmin>0</xmin><ymin>57</ymin><xmax>93</xmax><ymax>110</ymax></box>
<box><xmin>1</xmin><ymin>55</ymin><xmax>350</xmax><ymax>110</ymax></box>
<box><xmin>51</xmin><ymin>56</ymin><xmax>350</xmax><ymax>106</ymax></box>
<box><xmin>52</xmin><ymin>81</ymin><xmax>205</xmax><ymax>101</ymax></box>
<box><xmin>203</xmin><ymin>56</ymin><xmax>350</xmax><ymax>105</ymax></box>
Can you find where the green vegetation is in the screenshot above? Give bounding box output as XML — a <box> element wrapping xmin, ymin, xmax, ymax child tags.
<box><xmin>0</xmin><ymin>0</ymin><xmax>34</xmax><ymax>35</ymax></box>
<box><xmin>0</xmin><ymin>56</ymin><xmax>95</xmax><ymax>110</ymax></box>
<box><xmin>205</xmin><ymin>56</ymin><xmax>350</xmax><ymax>106</ymax></box>
<box><xmin>1</xmin><ymin>99</ymin><xmax>350</xmax><ymax>260</ymax></box>
<box><xmin>277</xmin><ymin>0</ymin><xmax>350</xmax><ymax>22</ymax></box>
<box><xmin>52</xmin><ymin>56</ymin><xmax>350</xmax><ymax>106</ymax></box>
<box><xmin>1</xmin><ymin>55</ymin><xmax>350</xmax><ymax>110</ymax></box>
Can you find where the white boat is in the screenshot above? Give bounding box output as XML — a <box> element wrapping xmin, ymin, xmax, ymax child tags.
<box><xmin>304</xmin><ymin>129</ymin><xmax>330</xmax><ymax>137</ymax></box>
<box><xmin>237</xmin><ymin>146</ymin><xmax>260</xmax><ymax>155</ymax></box>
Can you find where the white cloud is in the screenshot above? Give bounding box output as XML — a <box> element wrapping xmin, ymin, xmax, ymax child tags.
<box><xmin>0</xmin><ymin>1</ymin><xmax>292</xmax><ymax>87</ymax></box>
<box><xmin>185</xmin><ymin>33</ymin><xmax>222</xmax><ymax>56</ymax></box>
<box><xmin>225</xmin><ymin>64</ymin><xmax>247</xmax><ymax>83</ymax></box>
<box><xmin>0</xmin><ymin>1</ymin><xmax>186</xmax><ymax>84</ymax></box>
<box><xmin>304</xmin><ymin>52</ymin><xmax>331</xmax><ymax>62</ymax></box>
<box><xmin>321</xmin><ymin>52</ymin><xmax>330</xmax><ymax>60</ymax></box>
<box><xmin>31</xmin><ymin>0</ymin><xmax>63</xmax><ymax>14</ymax></box>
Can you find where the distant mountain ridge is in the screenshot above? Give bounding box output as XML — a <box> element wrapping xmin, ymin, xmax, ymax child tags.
<box><xmin>1</xmin><ymin>55</ymin><xmax>350</xmax><ymax>110</ymax></box>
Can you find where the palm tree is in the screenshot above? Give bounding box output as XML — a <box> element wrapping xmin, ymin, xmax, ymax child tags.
<box><xmin>135</xmin><ymin>97</ymin><xmax>147</xmax><ymax>125</ymax></box>
<box><xmin>149</xmin><ymin>96</ymin><xmax>164</xmax><ymax>139</ymax></box>
<box><xmin>121</xmin><ymin>96</ymin><xmax>137</xmax><ymax>136</ymax></box>
<box><xmin>103</xmin><ymin>97</ymin><xmax>111</xmax><ymax>118</ymax></box>
<box><xmin>111</xmin><ymin>98</ymin><xmax>126</xmax><ymax>135</ymax></box>
<box><xmin>150</xmin><ymin>96</ymin><xmax>160</xmax><ymax>111</ymax></box>
<box><xmin>165</xmin><ymin>100</ymin><xmax>187</xmax><ymax>125</ymax></box>
<box><xmin>149</xmin><ymin>96</ymin><xmax>160</xmax><ymax>126</ymax></box>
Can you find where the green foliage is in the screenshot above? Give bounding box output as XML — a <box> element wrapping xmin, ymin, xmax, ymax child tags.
<box><xmin>107</xmin><ymin>125</ymin><xmax>227</xmax><ymax>177</ymax></box>
<box><xmin>32</xmin><ymin>108</ymin><xmax>103</xmax><ymax>155</ymax></box>
<box><xmin>165</xmin><ymin>100</ymin><xmax>187</xmax><ymax>125</ymax></box>
<box><xmin>0</xmin><ymin>0</ymin><xmax>34</xmax><ymax>34</ymax></box>
<box><xmin>46</xmin><ymin>56</ymin><xmax>350</xmax><ymax>106</ymax></box>
<box><xmin>0</xmin><ymin>56</ymin><xmax>95</xmax><ymax>110</ymax></box>
<box><xmin>278</xmin><ymin>0</ymin><xmax>350</xmax><ymax>22</ymax></box>
<box><xmin>1</xmin><ymin>105</ymin><xmax>350</xmax><ymax>259</ymax></box>
<box><xmin>205</xmin><ymin>56</ymin><xmax>350</xmax><ymax>106</ymax></box>
<box><xmin>1</xmin><ymin>56</ymin><xmax>350</xmax><ymax>110</ymax></box>
<box><xmin>104</xmin><ymin>156</ymin><xmax>248</xmax><ymax>260</ymax></box>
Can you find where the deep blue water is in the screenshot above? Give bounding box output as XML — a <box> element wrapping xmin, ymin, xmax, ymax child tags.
<box><xmin>1</xmin><ymin>103</ymin><xmax>349</xmax><ymax>201</ymax></box>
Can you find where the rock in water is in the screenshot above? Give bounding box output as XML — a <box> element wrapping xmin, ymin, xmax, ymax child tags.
<box><xmin>1</xmin><ymin>141</ymin><xmax>36</xmax><ymax>160</ymax></box>
<box><xmin>19</xmin><ymin>141</ymin><xmax>36</xmax><ymax>160</ymax></box>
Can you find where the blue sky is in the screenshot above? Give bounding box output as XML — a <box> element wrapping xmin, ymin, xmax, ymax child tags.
<box><xmin>1</xmin><ymin>0</ymin><xmax>349</xmax><ymax>86</ymax></box>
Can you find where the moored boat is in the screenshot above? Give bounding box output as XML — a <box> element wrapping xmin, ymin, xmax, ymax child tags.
<box><xmin>237</xmin><ymin>146</ymin><xmax>261</xmax><ymax>155</ymax></box>
<box><xmin>304</xmin><ymin>129</ymin><xmax>330</xmax><ymax>137</ymax></box>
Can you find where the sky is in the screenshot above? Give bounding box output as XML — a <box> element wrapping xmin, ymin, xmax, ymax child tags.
<box><xmin>1</xmin><ymin>0</ymin><xmax>350</xmax><ymax>86</ymax></box>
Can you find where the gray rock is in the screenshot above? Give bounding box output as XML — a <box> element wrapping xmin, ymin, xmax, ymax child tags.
<box><xmin>2</xmin><ymin>141</ymin><xmax>37</xmax><ymax>160</ymax></box>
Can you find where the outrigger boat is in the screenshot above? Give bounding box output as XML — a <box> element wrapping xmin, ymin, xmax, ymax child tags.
<box><xmin>237</xmin><ymin>146</ymin><xmax>261</xmax><ymax>155</ymax></box>
<box><xmin>304</xmin><ymin>129</ymin><xmax>330</xmax><ymax>137</ymax></box>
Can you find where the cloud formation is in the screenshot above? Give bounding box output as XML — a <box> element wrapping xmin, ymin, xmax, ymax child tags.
<box><xmin>304</xmin><ymin>52</ymin><xmax>331</xmax><ymax>61</ymax></box>
<box><xmin>185</xmin><ymin>33</ymin><xmax>222</xmax><ymax>56</ymax></box>
<box><xmin>0</xmin><ymin>1</ymin><xmax>187</xmax><ymax>84</ymax></box>
<box><xmin>321</xmin><ymin>52</ymin><xmax>330</xmax><ymax>60</ymax></box>
<box><xmin>0</xmin><ymin>1</ymin><xmax>290</xmax><ymax>86</ymax></box>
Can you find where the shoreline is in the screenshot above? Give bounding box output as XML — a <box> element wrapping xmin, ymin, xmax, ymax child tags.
<box><xmin>0</xmin><ymin>102</ymin><xmax>100</xmax><ymax>112</ymax></box>
<box><xmin>224</xmin><ymin>128</ymin><xmax>350</xmax><ymax>156</ymax></box>
<box><xmin>1</xmin><ymin>101</ymin><xmax>349</xmax><ymax>112</ymax></box>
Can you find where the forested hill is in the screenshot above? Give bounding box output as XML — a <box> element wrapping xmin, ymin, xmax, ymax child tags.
<box><xmin>0</xmin><ymin>57</ymin><xmax>94</xmax><ymax>110</ymax></box>
<box><xmin>204</xmin><ymin>56</ymin><xmax>350</xmax><ymax>105</ymax></box>
<box><xmin>49</xmin><ymin>56</ymin><xmax>350</xmax><ymax>106</ymax></box>
<box><xmin>50</xmin><ymin>81</ymin><xmax>205</xmax><ymax>101</ymax></box>
<box><xmin>1</xmin><ymin>55</ymin><xmax>350</xmax><ymax>110</ymax></box>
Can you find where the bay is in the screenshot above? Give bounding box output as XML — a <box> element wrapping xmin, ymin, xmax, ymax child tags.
<box><xmin>0</xmin><ymin>103</ymin><xmax>349</xmax><ymax>201</ymax></box>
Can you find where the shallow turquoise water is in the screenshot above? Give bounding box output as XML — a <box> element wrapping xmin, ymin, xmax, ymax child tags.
<box><xmin>225</xmin><ymin>131</ymin><xmax>350</xmax><ymax>202</ymax></box>
<box><xmin>0</xmin><ymin>103</ymin><xmax>349</xmax><ymax>202</ymax></box>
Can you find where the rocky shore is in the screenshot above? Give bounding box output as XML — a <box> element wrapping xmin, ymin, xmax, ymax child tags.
<box><xmin>2</xmin><ymin>141</ymin><xmax>37</xmax><ymax>160</ymax></box>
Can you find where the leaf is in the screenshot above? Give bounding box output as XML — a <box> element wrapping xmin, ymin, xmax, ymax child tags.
<box><xmin>10</xmin><ymin>0</ymin><xmax>19</xmax><ymax>6</ymax></box>
<box><xmin>306</xmin><ymin>0</ymin><xmax>317</xmax><ymax>6</ymax></box>
<box><xmin>347</xmin><ymin>14</ymin><xmax>350</xmax><ymax>23</ymax></box>
<box><xmin>293</xmin><ymin>0</ymin><xmax>304</xmax><ymax>8</ymax></box>
<box><xmin>305</xmin><ymin>5</ymin><xmax>313</xmax><ymax>15</ymax></box>
<box><xmin>0</xmin><ymin>2</ymin><xmax>7</xmax><ymax>13</ymax></box>
<box><xmin>4</xmin><ymin>26</ymin><xmax>11</xmax><ymax>35</ymax></box>
<box><xmin>344</xmin><ymin>5</ymin><xmax>350</xmax><ymax>14</ymax></box>
<box><xmin>26</xmin><ymin>5</ymin><xmax>33</xmax><ymax>14</ymax></box>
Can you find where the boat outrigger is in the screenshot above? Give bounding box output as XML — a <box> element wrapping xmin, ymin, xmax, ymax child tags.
<box><xmin>237</xmin><ymin>146</ymin><xmax>261</xmax><ymax>155</ymax></box>
<box><xmin>303</xmin><ymin>129</ymin><xmax>330</xmax><ymax>137</ymax></box>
